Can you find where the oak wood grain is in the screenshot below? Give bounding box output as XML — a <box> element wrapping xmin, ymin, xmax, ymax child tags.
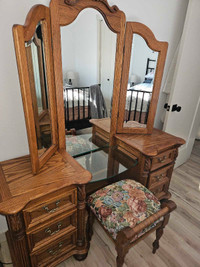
<box><xmin>0</xmin><ymin>151</ymin><xmax>91</xmax><ymax>215</ymax></box>
<box><xmin>13</xmin><ymin>5</ymin><xmax>58</xmax><ymax>174</ymax></box>
<box><xmin>90</xmin><ymin>118</ymin><xmax>185</xmax><ymax>156</ymax></box>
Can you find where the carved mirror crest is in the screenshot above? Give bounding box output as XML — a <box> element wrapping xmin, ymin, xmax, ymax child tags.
<box><xmin>117</xmin><ymin>22</ymin><xmax>168</xmax><ymax>134</ymax></box>
<box><xmin>13</xmin><ymin>5</ymin><xmax>58</xmax><ymax>174</ymax></box>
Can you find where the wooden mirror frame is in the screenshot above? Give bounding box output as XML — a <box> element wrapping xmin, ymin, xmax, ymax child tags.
<box><xmin>50</xmin><ymin>0</ymin><xmax>126</xmax><ymax>149</ymax></box>
<box><xmin>13</xmin><ymin>5</ymin><xmax>58</xmax><ymax>174</ymax></box>
<box><xmin>117</xmin><ymin>22</ymin><xmax>168</xmax><ymax>134</ymax></box>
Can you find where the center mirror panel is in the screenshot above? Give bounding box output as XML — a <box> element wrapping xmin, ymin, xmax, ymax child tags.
<box><xmin>124</xmin><ymin>34</ymin><xmax>158</xmax><ymax>128</ymax></box>
<box><xmin>60</xmin><ymin>9</ymin><xmax>117</xmax><ymax>133</ymax></box>
<box><xmin>25</xmin><ymin>22</ymin><xmax>52</xmax><ymax>154</ymax></box>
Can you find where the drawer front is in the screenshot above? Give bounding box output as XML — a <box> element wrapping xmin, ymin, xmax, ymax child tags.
<box><xmin>30</xmin><ymin>231</ymin><xmax>76</xmax><ymax>267</ymax></box>
<box><xmin>149</xmin><ymin>181</ymin><xmax>170</xmax><ymax>200</ymax></box>
<box><xmin>151</xmin><ymin>149</ymin><xmax>176</xmax><ymax>171</ymax></box>
<box><xmin>148</xmin><ymin>164</ymin><xmax>174</xmax><ymax>188</ymax></box>
<box><xmin>24</xmin><ymin>188</ymin><xmax>77</xmax><ymax>229</ymax></box>
<box><xmin>27</xmin><ymin>209</ymin><xmax>77</xmax><ymax>252</ymax></box>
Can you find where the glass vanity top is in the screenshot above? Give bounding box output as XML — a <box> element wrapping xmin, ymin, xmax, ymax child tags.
<box><xmin>66</xmin><ymin>133</ymin><xmax>109</xmax><ymax>157</ymax></box>
<box><xmin>66</xmin><ymin>133</ymin><xmax>138</xmax><ymax>183</ymax></box>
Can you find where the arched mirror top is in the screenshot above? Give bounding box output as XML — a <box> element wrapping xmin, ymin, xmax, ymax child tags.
<box><xmin>20</xmin><ymin>5</ymin><xmax>50</xmax><ymax>41</ymax></box>
<box><xmin>127</xmin><ymin>22</ymin><xmax>168</xmax><ymax>53</ymax></box>
<box><xmin>50</xmin><ymin>0</ymin><xmax>125</xmax><ymax>33</ymax></box>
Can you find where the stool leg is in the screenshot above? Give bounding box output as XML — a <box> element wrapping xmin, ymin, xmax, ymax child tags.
<box><xmin>87</xmin><ymin>208</ymin><xmax>95</xmax><ymax>242</ymax></box>
<box><xmin>152</xmin><ymin>214</ymin><xmax>170</xmax><ymax>254</ymax></box>
<box><xmin>116</xmin><ymin>244</ymin><xmax>129</xmax><ymax>267</ymax></box>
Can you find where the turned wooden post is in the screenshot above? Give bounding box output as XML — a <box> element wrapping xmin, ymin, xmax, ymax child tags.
<box><xmin>74</xmin><ymin>184</ymin><xmax>88</xmax><ymax>260</ymax></box>
<box><xmin>6</xmin><ymin>212</ymin><xmax>31</xmax><ymax>267</ymax></box>
<box><xmin>77</xmin><ymin>185</ymin><xmax>86</xmax><ymax>247</ymax></box>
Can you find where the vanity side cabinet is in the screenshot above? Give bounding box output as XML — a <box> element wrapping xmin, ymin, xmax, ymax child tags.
<box><xmin>0</xmin><ymin>152</ymin><xmax>91</xmax><ymax>267</ymax></box>
<box><xmin>138</xmin><ymin>149</ymin><xmax>177</xmax><ymax>200</ymax></box>
<box><xmin>115</xmin><ymin>141</ymin><xmax>178</xmax><ymax>199</ymax></box>
<box><xmin>5</xmin><ymin>185</ymin><xmax>89</xmax><ymax>267</ymax></box>
<box><xmin>89</xmin><ymin>118</ymin><xmax>185</xmax><ymax>200</ymax></box>
<box><xmin>115</xmin><ymin>134</ymin><xmax>184</xmax><ymax>200</ymax></box>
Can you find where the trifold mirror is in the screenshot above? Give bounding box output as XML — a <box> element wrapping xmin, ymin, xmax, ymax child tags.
<box><xmin>13</xmin><ymin>6</ymin><xmax>58</xmax><ymax>174</ymax></box>
<box><xmin>117</xmin><ymin>22</ymin><xmax>168</xmax><ymax>134</ymax></box>
<box><xmin>12</xmin><ymin>0</ymin><xmax>168</xmax><ymax>174</ymax></box>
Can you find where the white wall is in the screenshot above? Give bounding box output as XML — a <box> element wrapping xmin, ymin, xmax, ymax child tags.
<box><xmin>0</xmin><ymin>0</ymin><xmax>189</xmax><ymax>233</ymax></box>
<box><xmin>163</xmin><ymin>0</ymin><xmax>200</xmax><ymax>167</ymax></box>
<box><xmin>61</xmin><ymin>9</ymin><xmax>99</xmax><ymax>87</ymax></box>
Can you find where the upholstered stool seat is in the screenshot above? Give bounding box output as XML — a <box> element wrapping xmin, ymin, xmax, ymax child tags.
<box><xmin>87</xmin><ymin>179</ymin><xmax>176</xmax><ymax>267</ymax></box>
<box><xmin>87</xmin><ymin>179</ymin><xmax>162</xmax><ymax>241</ymax></box>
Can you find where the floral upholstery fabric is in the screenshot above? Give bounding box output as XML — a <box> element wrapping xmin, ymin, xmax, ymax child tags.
<box><xmin>87</xmin><ymin>179</ymin><xmax>161</xmax><ymax>241</ymax></box>
<box><xmin>66</xmin><ymin>135</ymin><xmax>91</xmax><ymax>157</ymax></box>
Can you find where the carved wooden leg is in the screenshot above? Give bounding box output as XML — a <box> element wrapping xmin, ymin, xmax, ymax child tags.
<box><xmin>74</xmin><ymin>184</ymin><xmax>88</xmax><ymax>261</ymax></box>
<box><xmin>152</xmin><ymin>214</ymin><xmax>170</xmax><ymax>254</ymax></box>
<box><xmin>6</xmin><ymin>212</ymin><xmax>31</xmax><ymax>267</ymax></box>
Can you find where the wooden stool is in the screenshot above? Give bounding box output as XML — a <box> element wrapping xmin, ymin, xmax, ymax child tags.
<box><xmin>87</xmin><ymin>179</ymin><xmax>176</xmax><ymax>267</ymax></box>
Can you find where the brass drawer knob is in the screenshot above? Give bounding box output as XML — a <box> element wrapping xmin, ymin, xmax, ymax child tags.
<box><xmin>158</xmin><ymin>156</ymin><xmax>167</xmax><ymax>163</ymax></box>
<box><xmin>43</xmin><ymin>200</ymin><xmax>61</xmax><ymax>214</ymax></box>
<box><xmin>48</xmin><ymin>242</ymin><xmax>63</xmax><ymax>255</ymax></box>
<box><xmin>45</xmin><ymin>222</ymin><xmax>62</xmax><ymax>236</ymax></box>
<box><xmin>155</xmin><ymin>173</ymin><xmax>165</xmax><ymax>181</ymax></box>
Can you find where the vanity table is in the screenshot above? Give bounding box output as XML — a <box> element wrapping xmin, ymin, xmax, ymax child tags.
<box><xmin>0</xmin><ymin>0</ymin><xmax>185</xmax><ymax>266</ymax></box>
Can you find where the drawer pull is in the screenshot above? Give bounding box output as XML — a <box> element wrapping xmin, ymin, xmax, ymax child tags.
<box><xmin>43</xmin><ymin>200</ymin><xmax>61</xmax><ymax>214</ymax></box>
<box><xmin>158</xmin><ymin>156</ymin><xmax>167</xmax><ymax>163</ymax></box>
<box><xmin>155</xmin><ymin>174</ymin><xmax>165</xmax><ymax>181</ymax></box>
<box><xmin>153</xmin><ymin>188</ymin><xmax>160</xmax><ymax>194</ymax></box>
<box><xmin>45</xmin><ymin>222</ymin><xmax>62</xmax><ymax>236</ymax></box>
<box><xmin>48</xmin><ymin>242</ymin><xmax>63</xmax><ymax>256</ymax></box>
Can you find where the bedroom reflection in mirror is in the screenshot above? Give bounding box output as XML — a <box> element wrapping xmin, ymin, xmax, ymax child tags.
<box><xmin>25</xmin><ymin>22</ymin><xmax>52</xmax><ymax>153</ymax></box>
<box><xmin>60</xmin><ymin>9</ymin><xmax>117</xmax><ymax>133</ymax></box>
<box><xmin>123</xmin><ymin>34</ymin><xmax>158</xmax><ymax>128</ymax></box>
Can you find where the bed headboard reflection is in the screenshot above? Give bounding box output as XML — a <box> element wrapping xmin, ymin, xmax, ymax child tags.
<box><xmin>146</xmin><ymin>58</ymin><xmax>156</xmax><ymax>75</ymax></box>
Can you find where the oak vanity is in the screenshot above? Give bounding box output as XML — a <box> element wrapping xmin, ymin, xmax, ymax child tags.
<box><xmin>0</xmin><ymin>0</ymin><xmax>184</xmax><ymax>266</ymax></box>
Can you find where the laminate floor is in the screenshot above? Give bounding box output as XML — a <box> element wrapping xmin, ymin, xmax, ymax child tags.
<box><xmin>58</xmin><ymin>140</ymin><xmax>200</xmax><ymax>267</ymax></box>
<box><xmin>1</xmin><ymin>141</ymin><xmax>200</xmax><ymax>267</ymax></box>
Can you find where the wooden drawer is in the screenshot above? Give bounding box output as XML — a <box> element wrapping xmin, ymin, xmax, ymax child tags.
<box><xmin>148</xmin><ymin>164</ymin><xmax>174</xmax><ymax>188</ymax></box>
<box><xmin>23</xmin><ymin>187</ymin><xmax>77</xmax><ymax>229</ymax></box>
<box><xmin>30</xmin><ymin>230</ymin><xmax>76</xmax><ymax>267</ymax></box>
<box><xmin>27</xmin><ymin>209</ymin><xmax>77</xmax><ymax>252</ymax></box>
<box><xmin>149</xmin><ymin>181</ymin><xmax>170</xmax><ymax>200</ymax></box>
<box><xmin>151</xmin><ymin>149</ymin><xmax>176</xmax><ymax>171</ymax></box>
